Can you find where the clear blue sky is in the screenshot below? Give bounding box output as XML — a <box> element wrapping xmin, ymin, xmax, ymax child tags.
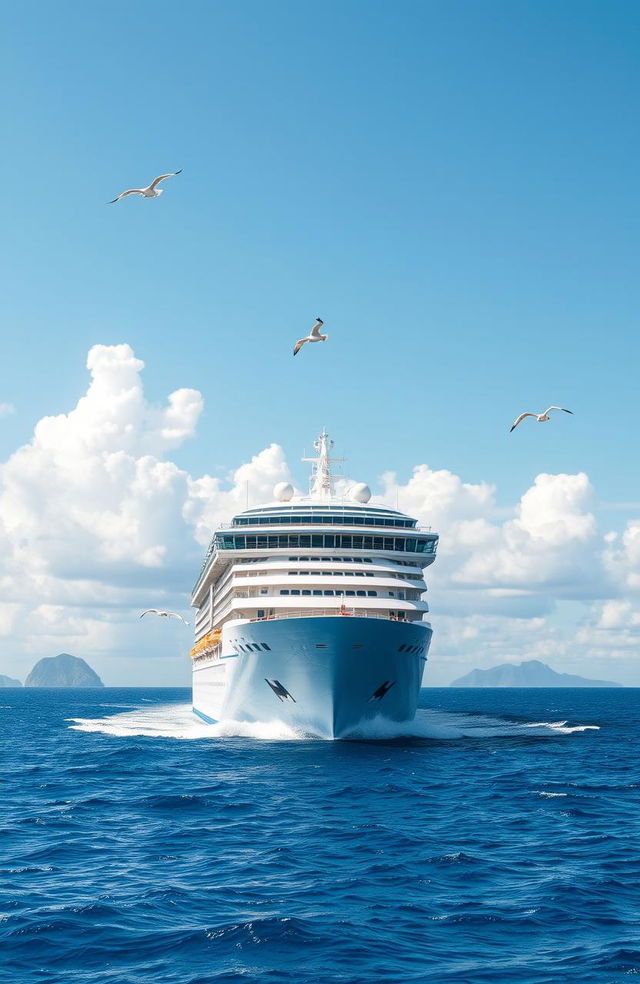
<box><xmin>1</xmin><ymin>0</ymin><xmax>639</xmax><ymax>508</ymax></box>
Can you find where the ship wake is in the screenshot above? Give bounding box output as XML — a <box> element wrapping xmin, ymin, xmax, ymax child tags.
<box><xmin>68</xmin><ymin>703</ymin><xmax>598</xmax><ymax>741</ymax></box>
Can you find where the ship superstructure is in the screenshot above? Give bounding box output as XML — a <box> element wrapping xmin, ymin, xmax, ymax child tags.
<box><xmin>190</xmin><ymin>431</ymin><xmax>438</xmax><ymax>737</ymax></box>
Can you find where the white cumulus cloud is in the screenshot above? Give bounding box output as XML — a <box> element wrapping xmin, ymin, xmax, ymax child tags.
<box><xmin>1</xmin><ymin>342</ymin><xmax>639</xmax><ymax>686</ymax></box>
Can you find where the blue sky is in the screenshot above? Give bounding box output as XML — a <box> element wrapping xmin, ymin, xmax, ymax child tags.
<box><xmin>1</xmin><ymin>1</ymin><xmax>639</xmax><ymax>684</ymax></box>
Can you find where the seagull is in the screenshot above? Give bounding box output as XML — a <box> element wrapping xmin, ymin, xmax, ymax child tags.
<box><xmin>108</xmin><ymin>170</ymin><xmax>182</xmax><ymax>203</ymax></box>
<box><xmin>510</xmin><ymin>407</ymin><xmax>574</xmax><ymax>432</ymax></box>
<box><xmin>293</xmin><ymin>318</ymin><xmax>328</xmax><ymax>356</ymax></box>
<box><xmin>139</xmin><ymin>609</ymin><xmax>190</xmax><ymax>625</ymax></box>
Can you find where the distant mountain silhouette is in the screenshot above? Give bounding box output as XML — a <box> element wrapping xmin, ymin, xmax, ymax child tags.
<box><xmin>0</xmin><ymin>674</ymin><xmax>22</xmax><ymax>687</ymax></box>
<box><xmin>25</xmin><ymin>653</ymin><xmax>104</xmax><ymax>688</ymax></box>
<box><xmin>451</xmin><ymin>659</ymin><xmax>622</xmax><ymax>688</ymax></box>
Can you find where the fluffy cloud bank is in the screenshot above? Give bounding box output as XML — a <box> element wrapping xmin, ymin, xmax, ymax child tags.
<box><xmin>0</xmin><ymin>344</ymin><xmax>290</xmax><ymax>681</ymax></box>
<box><xmin>0</xmin><ymin>343</ymin><xmax>638</xmax><ymax>684</ymax></box>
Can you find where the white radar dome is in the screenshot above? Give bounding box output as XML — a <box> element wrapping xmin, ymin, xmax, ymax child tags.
<box><xmin>273</xmin><ymin>482</ymin><xmax>294</xmax><ymax>502</ymax></box>
<box><xmin>349</xmin><ymin>482</ymin><xmax>371</xmax><ymax>503</ymax></box>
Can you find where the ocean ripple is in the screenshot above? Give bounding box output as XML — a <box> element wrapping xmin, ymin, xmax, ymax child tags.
<box><xmin>1</xmin><ymin>686</ymin><xmax>637</xmax><ymax>984</ymax></box>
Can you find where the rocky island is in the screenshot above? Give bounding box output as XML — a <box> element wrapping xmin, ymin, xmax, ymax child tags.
<box><xmin>24</xmin><ymin>653</ymin><xmax>104</xmax><ymax>688</ymax></box>
<box><xmin>0</xmin><ymin>674</ymin><xmax>22</xmax><ymax>687</ymax></box>
<box><xmin>451</xmin><ymin>659</ymin><xmax>621</xmax><ymax>688</ymax></box>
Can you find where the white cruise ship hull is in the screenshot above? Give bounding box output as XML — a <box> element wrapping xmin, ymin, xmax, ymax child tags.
<box><xmin>192</xmin><ymin>616</ymin><xmax>432</xmax><ymax>739</ymax></box>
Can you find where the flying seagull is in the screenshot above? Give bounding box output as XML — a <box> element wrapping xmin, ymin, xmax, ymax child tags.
<box><xmin>510</xmin><ymin>407</ymin><xmax>574</xmax><ymax>433</ymax></box>
<box><xmin>108</xmin><ymin>170</ymin><xmax>182</xmax><ymax>203</ymax></box>
<box><xmin>293</xmin><ymin>318</ymin><xmax>328</xmax><ymax>356</ymax></box>
<box><xmin>139</xmin><ymin>609</ymin><xmax>190</xmax><ymax>625</ymax></box>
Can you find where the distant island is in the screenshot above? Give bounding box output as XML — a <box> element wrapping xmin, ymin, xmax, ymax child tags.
<box><xmin>24</xmin><ymin>653</ymin><xmax>104</xmax><ymax>688</ymax></box>
<box><xmin>450</xmin><ymin>659</ymin><xmax>622</xmax><ymax>688</ymax></box>
<box><xmin>0</xmin><ymin>674</ymin><xmax>22</xmax><ymax>687</ymax></box>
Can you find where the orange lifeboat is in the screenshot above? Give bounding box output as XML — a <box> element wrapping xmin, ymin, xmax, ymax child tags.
<box><xmin>190</xmin><ymin>628</ymin><xmax>222</xmax><ymax>659</ymax></box>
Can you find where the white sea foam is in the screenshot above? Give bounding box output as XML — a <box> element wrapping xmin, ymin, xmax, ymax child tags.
<box><xmin>525</xmin><ymin>720</ymin><xmax>599</xmax><ymax>734</ymax></box>
<box><xmin>68</xmin><ymin>704</ymin><xmax>306</xmax><ymax>741</ymax></box>
<box><xmin>345</xmin><ymin>708</ymin><xmax>599</xmax><ymax>740</ymax></box>
<box><xmin>68</xmin><ymin>703</ymin><xmax>599</xmax><ymax>742</ymax></box>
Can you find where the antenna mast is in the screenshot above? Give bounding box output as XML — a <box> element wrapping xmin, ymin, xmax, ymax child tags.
<box><xmin>302</xmin><ymin>429</ymin><xmax>345</xmax><ymax>500</ymax></box>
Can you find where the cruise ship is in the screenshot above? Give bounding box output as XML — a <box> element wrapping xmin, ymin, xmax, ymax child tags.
<box><xmin>190</xmin><ymin>431</ymin><xmax>439</xmax><ymax>738</ymax></box>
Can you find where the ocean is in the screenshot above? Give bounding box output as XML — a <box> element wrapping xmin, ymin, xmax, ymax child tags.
<box><xmin>1</xmin><ymin>687</ymin><xmax>639</xmax><ymax>984</ymax></box>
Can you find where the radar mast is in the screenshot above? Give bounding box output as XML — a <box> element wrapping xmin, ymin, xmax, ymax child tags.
<box><xmin>302</xmin><ymin>429</ymin><xmax>345</xmax><ymax>501</ymax></box>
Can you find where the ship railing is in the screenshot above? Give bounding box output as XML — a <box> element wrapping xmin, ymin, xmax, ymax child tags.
<box><xmin>248</xmin><ymin>608</ymin><xmax>415</xmax><ymax>622</ymax></box>
<box><xmin>214</xmin><ymin>520</ymin><xmax>433</xmax><ymax>532</ymax></box>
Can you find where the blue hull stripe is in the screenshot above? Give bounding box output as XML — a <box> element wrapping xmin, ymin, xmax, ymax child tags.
<box><xmin>193</xmin><ymin>706</ymin><xmax>218</xmax><ymax>724</ymax></box>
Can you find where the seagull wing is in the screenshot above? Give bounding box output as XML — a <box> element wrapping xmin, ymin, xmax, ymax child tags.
<box><xmin>310</xmin><ymin>318</ymin><xmax>324</xmax><ymax>338</ymax></box>
<box><xmin>545</xmin><ymin>407</ymin><xmax>573</xmax><ymax>416</ymax></box>
<box><xmin>510</xmin><ymin>412</ymin><xmax>537</xmax><ymax>433</ymax></box>
<box><xmin>149</xmin><ymin>170</ymin><xmax>182</xmax><ymax>191</ymax></box>
<box><xmin>139</xmin><ymin>609</ymin><xmax>160</xmax><ymax>618</ymax></box>
<box><xmin>166</xmin><ymin>612</ymin><xmax>189</xmax><ymax>625</ymax></box>
<box><xmin>108</xmin><ymin>188</ymin><xmax>145</xmax><ymax>203</ymax></box>
<box><xmin>293</xmin><ymin>337</ymin><xmax>308</xmax><ymax>356</ymax></box>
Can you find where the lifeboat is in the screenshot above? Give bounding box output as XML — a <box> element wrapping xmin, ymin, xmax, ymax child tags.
<box><xmin>190</xmin><ymin>628</ymin><xmax>222</xmax><ymax>659</ymax></box>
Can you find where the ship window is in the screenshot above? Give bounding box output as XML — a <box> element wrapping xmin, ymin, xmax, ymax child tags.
<box><xmin>260</xmin><ymin>588</ymin><xmax>268</xmax><ymax>595</ymax></box>
<box><xmin>334</xmin><ymin>571</ymin><xmax>343</xmax><ymax>576</ymax></box>
<box><xmin>335</xmin><ymin>589</ymin><xmax>344</xmax><ymax>596</ymax></box>
<box><xmin>342</xmin><ymin>536</ymin><xmax>352</xmax><ymax>548</ymax></box>
<box><xmin>312</xmin><ymin>535</ymin><xmax>323</xmax><ymax>548</ymax></box>
<box><xmin>324</xmin><ymin>535</ymin><xmax>335</xmax><ymax>548</ymax></box>
<box><xmin>250</xmin><ymin>644</ymin><xmax>261</xmax><ymax>652</ymax></box>
<box><xmin>346</xmin><ymin>590</ymin><xmax>355</xmax><ymax>597</ymax></box>
<box><xmin>310</xmin><ymin>556</ymin><xmax>321</xmax><ymax>561</ymax></box>
<box><xmin>405</xmin><ymin>538</ymin><xmax>417</xmax><ymax>552</ymax></box>
<box><xmin>280</xmin><ymin>590</ymin><xmax>290</xmax><ymax>595</ymax></box>
<box><xmin>323</xmin><ymin>590</ymin><xmax>334</xmax><ymax>596</ymax></box>
<box><xmin>313</xmin><ymin>590</ymin><xmax>322</xmax><ymax>596</ymax></box>
<box><xmin>354</xmin><ymin>572</ymin><xmax>364</xmax><ymax>577</ymax></box>
<box><xmin>363</xmin><ymin>536</ymin><xmax>373</xmax><ymax>549</ymax></box>
<box><xmin>356</xmin><ymin>590</ymin><xmax>366</xmax><ymax>597</ymax></box>
<box><xmin>302</xmin><ymin>590</ymin><xmax>311</xmax><ymax>595</ymax></box>
<box><xmin>261</xmin><ymin>643</ymin><xmax>271</xmax><ymax>651</ymax></box>
<box><xmin>367</xmin><ymin>591</ymin><xmax>377</xmax><ymax>597</ymax></box>
<box><xmin>291</xmin><ymin>589</ymin><xmax>300</xmax><ymax>595</ymax></box>
<box><xmin>373</xmin><ymin>537</ymin><xmax>383</xmax><ymax>549</ymax></box>
<box><xmin>388</xmin><ymin>591</ymin><xmax>395</xmax><ymax>597</ymax></box>
<box><xmin>353</xmin><ymin>535</ymin><xmax>363</xmax><ymax>549</ymax></box>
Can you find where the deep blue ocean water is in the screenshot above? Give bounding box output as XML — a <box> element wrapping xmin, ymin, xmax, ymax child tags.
<box><xmin>1</xmin><ymin>687</ymin><xmax>639</xmax><ymax>984</ymax></box>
